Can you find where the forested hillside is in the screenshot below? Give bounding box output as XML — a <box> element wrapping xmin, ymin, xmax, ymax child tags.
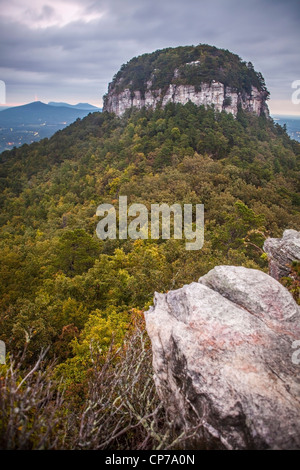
<box><xmin>0</xmin><ymin>102</ymin><xmax>299</xmax><ymax>448</ymax></box>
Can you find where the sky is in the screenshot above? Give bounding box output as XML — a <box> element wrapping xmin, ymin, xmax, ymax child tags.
<box><xmin>0</xmin><ymin>0</ymin><xmax>299</xmax><ymax>115</ymax></box>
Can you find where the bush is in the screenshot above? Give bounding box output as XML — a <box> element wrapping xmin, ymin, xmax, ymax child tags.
<box><xmin>0</xmin><ymin>325</ymin><xmax>200</xmax><ymax>450</ymax></box>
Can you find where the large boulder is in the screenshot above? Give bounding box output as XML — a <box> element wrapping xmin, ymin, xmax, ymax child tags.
<box><xmin>263</xmin><ymin>229</ymin><xmax>300</xmax><ymax>280</ymax></box>
<box><xmin>145</xmin><ymin>266</ymin><xmax>300</xmax><ymax>450</ymax></box>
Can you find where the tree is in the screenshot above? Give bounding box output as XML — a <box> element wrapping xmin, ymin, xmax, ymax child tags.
<box><xmin>53</xmin><ymin>229</ymin><xmax>100</xmax><ymax>276</ymax></box>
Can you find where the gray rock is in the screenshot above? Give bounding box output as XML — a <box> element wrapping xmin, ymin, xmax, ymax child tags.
<box><xmin>200</xmin><ymin>265</ymin><xmax>299</xmax><ymax>333</ymax></box>
<box><xmin>263</xmin><ymin>229</ymin><xmax>300</xmax><ymax>280</ymax></box>
<box><xmin>145</xmin><ymin>266</ymin><xmax>300</xmax><ymax>449</ymax></box>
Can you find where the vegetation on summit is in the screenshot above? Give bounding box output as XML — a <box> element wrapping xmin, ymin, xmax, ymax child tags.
<box><xmin>104</xmin><ymin>44</ymin><xmax>269</xmax><ymax>101</ymax></box>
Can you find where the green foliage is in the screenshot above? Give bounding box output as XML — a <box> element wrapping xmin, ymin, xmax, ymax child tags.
<box><xmin>53</xmin><ymin>229</ymin><xmax>100</xmax><ymax>276</ymax></box>
<box><xmin>0</xmin><ymin>87</ymin><xmax>299</xmax><ymax>449</ymax></box>
<box><xmin>210</xmin><ymin>201</ymin><xmax>266</xmax><ymax>258</ymax></box>
<box><xmin>104</xmin><ymin>44</ymin><xmax>269</xmax><ymax>104</ymax></box>
<box><xmin>0</xmin><ymin>102</ymin><xmax>299</xmax><ymax>406</ymax></box>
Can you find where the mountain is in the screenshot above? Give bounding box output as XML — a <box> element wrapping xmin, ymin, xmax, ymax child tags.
<box><xmin>0</xmin><ymin>101</ymin><xmax>100</xmax><ymax>152</ymax></box>
<box><xmin>0</xmin><ymin>44</ymin><xmax>300</xmax><ymax>449</ymax></box>
<box><xmin>0</xmin><ymin>101</ymin><xmax>93</xmax><ymax>126</ymax></box>
<box><xmin>104</xmin><ymin>44</ymin><xmax>270</xmax><ymax>117</ymax></box>
<box><xmin>48</xmin><ymin>101</ymin><xmax>102</xmax><ymax>111</ymax></box>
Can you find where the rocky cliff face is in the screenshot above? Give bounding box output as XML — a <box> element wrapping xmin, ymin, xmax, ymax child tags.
<box><xmin>145</xmin><ymin>263</ymin><xmax>300</xmax><ymax>450</ymax></box>
<box><xmin>104</xmin><ymin>80</ymin><xmax>269</xmax><ymax>117</ymax></box>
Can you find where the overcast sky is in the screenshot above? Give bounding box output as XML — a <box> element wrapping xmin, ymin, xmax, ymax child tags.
<box><xmin>0</xmin><ymin>0</ymin><xmax>299</xmax><ymax>115</ymax></box>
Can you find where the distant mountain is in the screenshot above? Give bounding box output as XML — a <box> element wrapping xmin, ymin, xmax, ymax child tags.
<box><xmin>0</xmin><ymin>101</ymin><xmax>94</xmax><ymax>126</ymax></box>
<box><xmin>0</xmin><ymin>101</ymin><xmax>101</xmax><ymax>153</ymax></box>
<box><xmin>48</xmin><ymin>101</ymin><xmax>102</xmax><ymax>111</ymax></box>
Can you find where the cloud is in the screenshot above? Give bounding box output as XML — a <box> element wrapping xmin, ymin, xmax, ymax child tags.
<box><xmin>0</xmin><ymin>0</ymin><xmax>299</xmax><ymax>111</ymax></box>
<box><xmin>1</xmin><ymin>0</ymin><xmax>105</xmax><ymax>28</ymax></box>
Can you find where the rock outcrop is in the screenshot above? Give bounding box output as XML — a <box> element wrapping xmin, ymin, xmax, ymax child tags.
<box><xmin>145</xmin><ymin>265</ymin><xmax>300</xmax><ymax>450</ymax></box>
<box><xmin>103</xmin><ymin>45</ymin><xmax>270</xmax><ymax>117</ymax></box>
<box><xmin>104</xmin><ymin>81</ymin><xmax>268</xmax><ymax>118</ymax></box>
<box><xmin>263</xmin><ymin>229</ymin><xmax>300</xmax><ymax>280</ymax></box>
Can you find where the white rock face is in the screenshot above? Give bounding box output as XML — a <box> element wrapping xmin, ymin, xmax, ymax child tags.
<box><xmin>104</xmin><ymin>81</ymin><xmax>269</xmax><ymax>117</ymax></box>
<box><xmin>145</xmin><ymin>266</ymin><xmax>300</xmax><ymax>449</ymax></box>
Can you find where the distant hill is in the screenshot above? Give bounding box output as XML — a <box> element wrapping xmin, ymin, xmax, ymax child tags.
<box><xmin>48</xmin><ymin>101</ymin><xmax>102</xmax><ymax>111</ymax></box>
<box><xmin>0</xmin><ymin>101</ymin><xmax>94</xmax><ymax>126</ymax></box>
<box><xmin>0</xmin><ymin>101</ymin><xmax>101</xmax><ymax>152</ymax></box>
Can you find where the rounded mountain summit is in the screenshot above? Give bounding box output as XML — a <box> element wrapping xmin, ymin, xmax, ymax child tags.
<box><xmin>103</xmin><ymin>45</ymin><xmax>270</xmax><ymax>117</ymax></box>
